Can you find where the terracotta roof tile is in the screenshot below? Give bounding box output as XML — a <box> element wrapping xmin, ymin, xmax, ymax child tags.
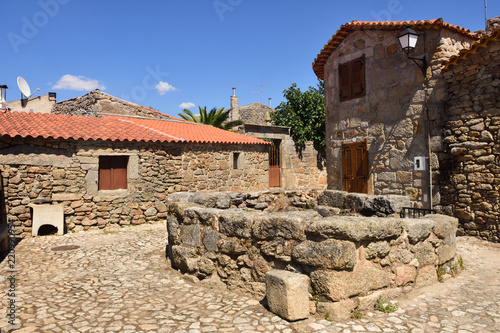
<box><xmin>0</xmin><ymin>110</ymin><xmax>268</xmax><ymax>145</ymax></box>
<box><xmin>443</xmin><ymin>28</ymin><xmax>500</xmax><ymax>69</ymax></box>
<box><xmin>106</xmin><ymin>116</ymin><xmax>268</xmax><ymax>145</ymax></box>
<box><xmin>313</xmin><ymin>18</ymin><xmax>479</xmax><ymax>80</ymax></box>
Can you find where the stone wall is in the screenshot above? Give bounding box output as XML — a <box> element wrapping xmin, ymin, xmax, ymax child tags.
<box><xmin>240</xmin><ymin>125</ymin><xmax>327</xmax><ymax>190</ymax></box>
<box><xmin>282</xmin><ymin>141</ymin><xmax>327</xmax><ymax>190</ymax></box>
<box><xmin>166</xmin><ymin>190</ymin><xmax>459</xmax><ymax>313</ymax></box>
<box><xmin>0</xmin><ymin>136</ymin><xmax>268</xmax><ymax>237</ymax></box>
<box><xmin>52</xmin><ymin>89</ymin><xmax>171</xmax><ymax>119</ymax></box>
<box><xmin>324</xmin><ymin>28</ymin><xmax>476</xmax><ymax>208</ymax></box>
<box><xmin>441</xmin><ymin>37</ymin><xmax>500</xmax><ymax>242</ymax></box>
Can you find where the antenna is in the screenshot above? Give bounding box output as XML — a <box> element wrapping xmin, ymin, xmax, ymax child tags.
<box><xmin>250</xmin><ymin>85</ymin><xmax>269</xmax><ymax>105</ymax></box>
<box><xmin>17</xmin><ymin>76</ymin><xmax>40</xmax><ymax>99</ymax></box>
<box><xmin>485</xmin><ymin>0</ymin><xmax>488</xmax><ymax>34</ymax></box>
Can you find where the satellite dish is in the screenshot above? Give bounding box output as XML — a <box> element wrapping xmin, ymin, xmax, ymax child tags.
<box><xmin>17</xmin><ymin>76</ymin><xmax>40</xmax><ymax>99</ymax></box>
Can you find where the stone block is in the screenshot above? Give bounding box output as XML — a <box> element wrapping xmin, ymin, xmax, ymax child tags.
<box><xmin>265</xmin><ymin>270</ymin><xmax>309</xmax><ymax>321</ymax></box>
<box><xmin>396</xmin><ymin>171</ymin><xmax>412</xmax><ymax>183</ymax></box>
<box><xmin>311</xmin><ymin>262</ymin><xmax>391</xmax><ymax>301</ymax></box>
<box><xmin>314</xmin><ymin>205</ymin><xmax>341</xmax><ymax>217</ymax></box>
<box><xmin>171</xmin><ymin>245</ymin><xmax>199</xmax><ymax>273</ymax></box>
<box><xmin>437</xmin><ymin>243</ymin><xmax>456</xmax><ymax>265</ymax></box>
<box><xmin>219</xmin><ymin>209</ymin><xmax>257</xmax><ymax>238</ymax></box>
<box><xmin>183</xmin><ymin>207</ymin><xmax>222</xmax><ymax>229</ymax></box>
<box><xmin>190</xmin><ymin>192</ymin><xmax>231</xmax><ymax>209</ymax></box>
<box><xmin>316</xmin><ymin>299</ymin><xmax>358</xmax><ymax>321</ymax></box>
<box><xmin>203</xmin><ymin>229</ymin><xmax>219</xmax><ymax>252</ymax></box>
<box><xmin>52</xmin><ymin>193</ymin><xmax>83</xmax><ymax>201</ymax></box>
<box><xmin>388</xmin><ymin>247</ymin><xmax>412</xmax><ymax>264</ymax></box>
<box><xmin>365</xmin><ymin>241</ymin><xmax>390</xmax><ymax>259</ymax></box>
<box><xmin>317</xmin><ymin>190</ymin><xmax>346</xmax><ymax>207</ymax></box>
<box><xmin>395</xmin><ymin>265</ymin><xmax>417</xmax><ymax>286</ymax></box>
<box><xmin>252</xmin><ymin>211</ymin><xmax>320</xmax><ymax>241</ymax></box>
<box><xmin>430</xmin><ymin>214</ymin><xmax>458</xmax><ymax>245</ymax></box>
<box><xmin>179</xmin><ymin>224</ymin><xmax>201</xmax><ymax>247</ymax></box>
<box><xmin>218</xmin><ymin>238</ymin><xmax>247</xmax><ymax>255</ymax></box>
<box><xmin>292</xmin><ymin>239</ymin><xmax>356</xmax><ymax>269</ymax></box>
<box><xmin>403</xmin><ymin>219</ymin><xmax>433</xmax><ymax>244</ymax></box>
<box><xmin>415</xmin><ymin>265</ymin><xmax>437</xmax><ymax>288</ymax></box>
<box><xmin>345</xmin><ymin>193</ymin><xmax>367</xmax><ymax>212</ymax></box>
<box><xmin>411</xmin><ymin>241</ymin><xmax>437</xmax><ymax>266</ymax></box>
<box><xmin>307</xmin><ymin>216</ymin><xmax>404</xmax><ymax>242</ymax></box>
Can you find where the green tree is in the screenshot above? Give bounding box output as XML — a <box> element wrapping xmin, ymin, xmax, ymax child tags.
<box><xmin>178</xmin><ymin>106</ymin><xmax>244</xmax><ymax>130</ymax></box>
<box><xmin>271</xmin><ymin>80</ymin><xmax>325</xmax><ymax>149</ymax></box>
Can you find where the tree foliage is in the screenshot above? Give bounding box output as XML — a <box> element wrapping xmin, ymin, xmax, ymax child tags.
<box><xmin>178</xmin><ymin>106</ymin><xmax>244</xmax><ymax>130</ymax></box>
<box><xmin>271</xmin><ymin>80</ymin><xmax>325</xmax><ymax>149</ymax></box>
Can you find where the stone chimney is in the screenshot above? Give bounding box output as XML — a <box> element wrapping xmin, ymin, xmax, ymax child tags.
<box><xmin>230</xmin><ymin>87</ymin><xmax>239</xmax><ymax>122</ymax></box>
<box><xmin>487</xmin><ymin>16</ymin><xmax>500</xmax><ymax>34</ymax></box>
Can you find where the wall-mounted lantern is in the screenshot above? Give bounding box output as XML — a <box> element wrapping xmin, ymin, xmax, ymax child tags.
<box><xmin>398</xmin><ymin>26</ymin><xmax>428</xmax><ymax>74</ymax></box>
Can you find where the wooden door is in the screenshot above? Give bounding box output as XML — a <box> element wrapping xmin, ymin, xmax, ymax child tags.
<box><xmin>269</xmin><ymin>140</ymin><xmax>280</xmax><ymax>187</ymax></box>
<box><xmin>342</xmin><ymin>140</ymin><xmax>368</xmax><ymax>193</ymax></box>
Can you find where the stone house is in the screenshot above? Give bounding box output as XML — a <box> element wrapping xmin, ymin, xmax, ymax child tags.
<box><xmin>229</xmin><ymin>89</ymin><xmax>327</xmax><ymax>189</ymax></box>
<box><xmin>313</xmin><ymin>18</ymin><xmax>500</xmax><ymax>242</ymax></box>
<box><xmin>6</xmin><ymin>92</ymin><xmax>57</xmax><ymax>114</ymax></box>
<box><xmin>312</xmin><ymin>18</ymin><xmax>478</xmax><ymax>209</ymax></box>
<box><xmin>0</xmin><ymin>109</ymin><xmax>269</xmax><ymax>237</ymax></box>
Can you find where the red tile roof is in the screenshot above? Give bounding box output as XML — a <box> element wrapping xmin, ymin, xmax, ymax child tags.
<box><xmin>443</xmin><ymin>28</ymin><xmax>500</xmax><ymax>69</ymax></box>
<box><xmin>0</xmin><ymin>110</ymin><xmax>268</xmax><ymax>145</ymax></box>
<box><xmin>313</xmin><ymin>18</ymin><xmax>478</xmax><ymax>80</ymax></box>
<box><xmin>106</xmin><ymin>115</ymin><xmax>269</xmax><ymax>145</ymax></box>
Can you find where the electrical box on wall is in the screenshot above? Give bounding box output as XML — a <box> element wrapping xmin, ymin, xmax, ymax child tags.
<box><xmin>414</xmin><ymin>156</ymin><xmax>426</xmax><ymax>171</ymax></box>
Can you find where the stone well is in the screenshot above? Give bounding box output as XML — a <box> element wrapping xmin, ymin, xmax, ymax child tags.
<box><xmin>166</xmin><ymin>189</ymin><xmax>459</xmax><ymax>318</ymax></box>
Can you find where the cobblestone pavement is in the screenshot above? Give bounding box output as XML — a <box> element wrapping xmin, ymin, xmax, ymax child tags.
<box><xmin>0</xmin><ymin>223</ymin><xmax>499</xmax><ymax>333</ymax></box>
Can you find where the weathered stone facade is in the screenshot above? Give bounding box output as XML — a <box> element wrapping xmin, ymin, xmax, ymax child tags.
<box><xmin>319</xmin><ymin>22</ymin><xmax>477</xmax><ymax>209</ymax></box>
<box><xmin>441</xmin><ymin>32</ymin><xmax>500</xmax><ymax>242</ymax></box>
<box><xmin>239</xmin><ymin>124</ymin><xmax>327</xmax><ymax>189</ymax></box>
<box><xmin>52</xmin><ymin>89</ymin><xmax>172</xmax><ymax>119</ymax></box>
<box><xmin>166</xmin><ymin>189</ymin><xmax>460</xmax><ymax>315</ymax></box>
<box><xmin>0</xmin><ymin>136</ymin><xmax>268</xmax><ymax>237</ymax></box>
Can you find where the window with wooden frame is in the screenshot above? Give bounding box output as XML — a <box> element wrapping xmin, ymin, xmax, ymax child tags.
<box><xmin>339</xmin><ymin>56</ymin><xmax>365</xmax><ymax>101</ymax></box>
<box><xmin>98</xmin><ymin>156</ymin><xmax>128</xmax><ymax>190</ymax></box>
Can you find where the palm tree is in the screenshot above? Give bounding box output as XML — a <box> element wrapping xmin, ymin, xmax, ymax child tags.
<box><xmin>178</xmin><ymin>106</ymin><xmax>244</xmax><ymax>130</ymax></box>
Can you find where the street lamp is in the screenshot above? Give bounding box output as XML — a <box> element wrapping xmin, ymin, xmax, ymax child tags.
<box><xmin>398</xmin><ymin>26</ymin><xmax>427</xmax><ymax>74</ymax></box>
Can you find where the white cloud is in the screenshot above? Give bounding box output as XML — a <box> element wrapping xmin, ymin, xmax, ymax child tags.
<box><xmin>155</xmin><ymin>81</ymin><xmax>177</xmax><ymax>95</ymax></box>
<box><xmin>52</xmin><ymin>74</ymin><xmax>106</xmax><ymax>91</ymax></box>
<box><xmin>179</xmin><ymin>102</ymin><xmax>195</xmax><ymax>109</ymax></box>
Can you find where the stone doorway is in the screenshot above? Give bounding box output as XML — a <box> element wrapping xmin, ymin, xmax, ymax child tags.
<box><xmin>269</xmin><ymin>139</ymin><xmax>281</xmax><ymax>187</ymax></box>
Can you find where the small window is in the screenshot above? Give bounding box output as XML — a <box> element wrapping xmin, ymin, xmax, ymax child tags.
<box><xmin>339</xmin><ymin>56</ymin><xmax>365</xmax><ymax>101</ymax></box>
<box><xmin>99</xmin><ymin>156</ymin><xmax>128</xmax><ymax>190</ymax></box>
<box><xmin>233</xmin><ymin>152</ymin><xmax>240</xmax><ymax>170</ymax></box>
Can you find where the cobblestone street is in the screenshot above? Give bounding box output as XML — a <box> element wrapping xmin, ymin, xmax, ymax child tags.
<box><xmin>1</xmin><ymin>223</ymin><xmax>499</xmax><ymax>333</ymax></box>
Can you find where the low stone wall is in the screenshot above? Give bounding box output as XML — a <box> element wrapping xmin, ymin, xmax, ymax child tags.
<box><xmin>166</xmin><ymin>190</ymin><xmax>459</xmax><ymax>316</ymax></box>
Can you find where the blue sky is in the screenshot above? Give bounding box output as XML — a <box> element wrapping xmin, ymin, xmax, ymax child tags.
<box><xmin>2</xmin><ymin>0</ymin><xmax>498</xmax><ymax>117</ymax></box>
